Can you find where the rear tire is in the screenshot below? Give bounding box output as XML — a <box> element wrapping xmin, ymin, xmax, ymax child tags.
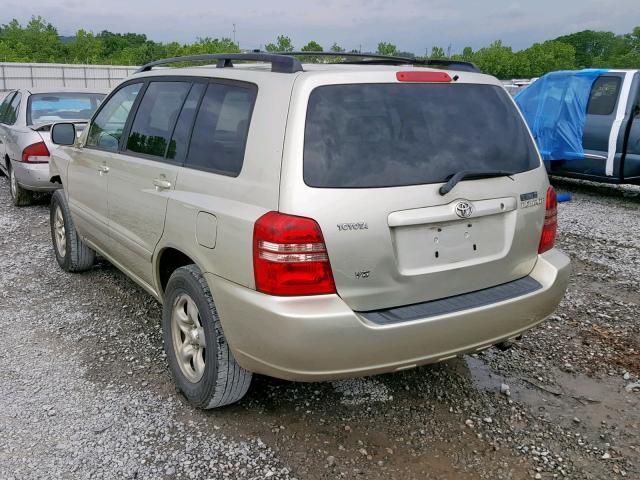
<box><xmin>9</xmin><ymin>164</ymin><xmax>33</xmax><ymax>206</ymax></box>
<box><xmin>50</xmin><ymin>190</ymin><xmax>95</xmax><ymax>272</ymax></box>
<box><xmin>163</xmin><ymin>265</ymin><xmax>252</xmax><ymax>409</ymax></box>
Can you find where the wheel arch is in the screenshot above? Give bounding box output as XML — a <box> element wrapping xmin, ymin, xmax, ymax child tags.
<box><xmin>155</xmin><ymin>246</ymin><xmax>202</xmax><ymax>300</ymax></box>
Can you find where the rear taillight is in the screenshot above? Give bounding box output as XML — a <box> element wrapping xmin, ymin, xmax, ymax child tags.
<box><xmin>538</xmin><ymin>186</ymin><xmax>557</xmax><ymax>254</ymax></box>
<box><xmin>21</xmin><ymin>142</ymin><xmax>50</xmax><ymax>163</ymax></box>
<box><xmin>253</xmin><ymin>211</ymin><xmax>336</xmax><ymax>296</ymax></box>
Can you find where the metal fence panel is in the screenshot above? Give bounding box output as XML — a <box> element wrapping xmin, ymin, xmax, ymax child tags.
<box><xmin>0</xmin><ymin>63</ymin><xmax>139</xmax><ymax>91</ymax></box>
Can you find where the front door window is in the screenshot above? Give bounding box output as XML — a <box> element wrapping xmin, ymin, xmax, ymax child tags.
<box><xmin>86</xmin><ymin>83</ymin><xmax>143</xmax><ymax>151</ymax></box>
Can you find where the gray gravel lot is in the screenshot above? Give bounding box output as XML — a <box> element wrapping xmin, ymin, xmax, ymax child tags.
<box><xmin>0</xmin><ymin>176</ymin><xmax>638</xmax><ymax>479</ymax></box>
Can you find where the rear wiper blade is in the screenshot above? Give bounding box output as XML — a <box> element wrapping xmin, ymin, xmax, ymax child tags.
<box><xmin>439</xmin><ymin>170</ymin><xmax>515</xmax><ymax>196</ymax></box>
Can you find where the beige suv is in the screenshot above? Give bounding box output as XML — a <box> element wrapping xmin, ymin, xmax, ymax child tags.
<box><xmin>48</xmin><ymin>53</ymin><xmax>570</xmax><ymax>409</ymax></box>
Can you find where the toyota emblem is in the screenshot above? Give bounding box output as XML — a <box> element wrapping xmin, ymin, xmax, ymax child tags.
<box><xmin>455</xmin><ymin>201</ymin><xmax>473</xmax><ymax>218</ymax></box>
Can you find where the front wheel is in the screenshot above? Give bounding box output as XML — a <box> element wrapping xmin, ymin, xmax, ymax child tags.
<box><xmin>163</xmin><ymin>265</ymin><xmax>252</xmax><ymax>408</ymax></box>
<box><xmin>50</xmin><ymin>190</ymin><xmax>95</xmax><ymax>272</ymax></box>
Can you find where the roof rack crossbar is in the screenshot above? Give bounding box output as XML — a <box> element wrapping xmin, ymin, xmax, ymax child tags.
<box><xmin>136</xmin><ymin>53</ymin><xmax>304</xmax><ymax>74</ymax></box>
<box><xmin>276</xmin><ymin>51</ymin><xmax>480</xmax><ymax>73</ymax></box>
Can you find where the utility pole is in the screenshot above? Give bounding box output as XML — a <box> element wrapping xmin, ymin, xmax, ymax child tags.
<box><xmin>233</xmin><ymin>23</ymin><xmax>237</xmax><ymax>46</ymax></box>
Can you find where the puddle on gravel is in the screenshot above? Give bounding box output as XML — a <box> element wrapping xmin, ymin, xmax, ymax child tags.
<box><xmin>465</xmin><ymin>355</ymin><xmax>639</xmax><ymax>446</ymax></box>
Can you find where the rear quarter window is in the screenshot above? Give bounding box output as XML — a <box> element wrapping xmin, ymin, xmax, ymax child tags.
<box><xmin>184</xmin><ymin>82</ymin><xmax>257</xmax><ymax>177</ymax></box>
<box><xmin>4</xmin><ymin>92</ymin><xmax>22</xmax><ymax>125</ymax></box>
<box><xmin>0</xmin><ymin>92</ymin><xmax>16</xmax><ymax>123</ymax></box>
<box><xmin>587</xmin><ymin>76</ymin><xmax>621</xmax><ymax>116</ymax></box>
<box><xmin>303</xmin><ymin>83</ymin><xmax>539</xmax><ymax>188</ymax></box>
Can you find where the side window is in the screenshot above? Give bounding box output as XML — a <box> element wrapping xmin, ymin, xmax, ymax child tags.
<box><xmin>126</xmin><ymin>81</ymin><xmax>191</xmax><ymax>158</ymax></box>
<box><xmin>0</xmin><ymin>92</ymin><xmax>16</xmax><ymax>124</ymax></box>
<box><xmin>86</xmin><ymin>83</ymin><xmax>143</xmax><ymax>151</ymax></box>
<box><xmin>167</xmin><ymin>83</ymin><xmax>205</xmax><ymax>161</ymax></box>
<box><xmin>5</xmin><ymin>92</ymin><xmax>22</xmax><ymax>125</ymax></box>
<box><xmin>184</xmin><ymin>82</ymin><xmax>257</xmax><ymax>176</ymax></box>
<box><xmin>587</xmin><ymin>76</ymin><xmax>621</xmax><ymax>116</ymax></box>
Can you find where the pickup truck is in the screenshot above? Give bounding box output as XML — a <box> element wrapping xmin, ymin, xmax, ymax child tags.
<box><xmin>521</xmin><ymin>69</ymin><xmax>640</xmax><ymax>185</ymax></box>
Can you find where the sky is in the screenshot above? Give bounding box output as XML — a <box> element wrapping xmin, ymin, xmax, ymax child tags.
<box><xmin>2</xmin><ymin>0</ymin><xmax>638</xmax><ymax>54</ymax></box>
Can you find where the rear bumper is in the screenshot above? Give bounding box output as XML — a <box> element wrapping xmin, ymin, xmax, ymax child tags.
<box><xmin>11</xmin><ymin>160</ymin><xmax>60</xmax><ymax>192</ymax></box>
<box><xmin>207</xmin><ymin>249</ymin><xmax>570</xmax><ymax>382</ymax></box>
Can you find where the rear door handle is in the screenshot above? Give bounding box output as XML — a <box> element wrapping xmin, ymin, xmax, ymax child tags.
<box><xmin>98</xmin><ymin>165</ymin><xmax>109</xmax><ymax>175</ymax></box>
<box><xmin>153</xmin><ymin>178</ymin><xmax>172</xmax><ymax>190</ymax></box>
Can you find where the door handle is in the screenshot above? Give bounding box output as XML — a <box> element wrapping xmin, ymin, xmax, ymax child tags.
<box><xmin>153</xmin><ymin>178</ymin><xmax>172</xmax><ymax>190</ymax></box>
<box><xmin>98</xmin><ymin>165</ymin><xmax>109</xmax><ymax>175</ymax></box>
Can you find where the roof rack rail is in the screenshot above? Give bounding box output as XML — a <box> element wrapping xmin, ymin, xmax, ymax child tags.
<box><xmin>135</xmin><ymin>53</ymin><xmax>304</xmax><ymax>74</ymax></box>
<box><xmin>276</xmin><ymin>51</ymin><xmax>480</xmax><ymax>73</ymax></box>
<box><xmin>135</xmin><ymin>52</ymin><xmax>479</xmax><ymax>75</ymax></box>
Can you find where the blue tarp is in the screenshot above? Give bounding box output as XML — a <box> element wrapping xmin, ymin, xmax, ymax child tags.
<box><xmin>515</xmin><ymin>69</ymin><xmax>608</xmax><ymax>161</ymax></box>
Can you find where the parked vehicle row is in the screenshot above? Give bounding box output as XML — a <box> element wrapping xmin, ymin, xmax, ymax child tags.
<box><xmin>0</xmin><ymin>88</ymin><xmax>106</xmax><ymax>205</ymax></box>
<box><xmin>3</xmin><ymin>53</ymin><xmax>571</xmax><ymax>409</ymax></box>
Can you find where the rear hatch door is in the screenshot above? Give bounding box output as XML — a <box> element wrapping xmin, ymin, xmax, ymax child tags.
<box><xmin>279</xmin><ymin>71</ymin><xmax>549</xmax><ymax>312</ymax></box>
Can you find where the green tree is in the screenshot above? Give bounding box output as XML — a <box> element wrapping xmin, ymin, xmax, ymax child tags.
<box><xmin>97</xmin><ymin>31</ymin><xmax>146</xmax><ymax>55</ymax></box>
<box><xmin>0</xmin><ymin>17</ymin><xmax>62</xmax><ymax>62</ymax></box>
<box><xmin>182</xmin><ymin>37</ymin><xmax>239</xmax><ymax>55</ymax></box>
<box><xmin>0</xmin><ymin>17</ymin><xmax>637</xmax><ymax>73</ymax></box>
<box><xmin>300</xmin><ymin>40</ymin><xmax>324</xmax><ymax>63</ymax></box>
<box><xmin>601</xmin><ymin>26</ymin><xmax>640</xmax><ymax>67</ymax></box>
<box><xmin>265</xmin><ymin>35</ymin><xmax>294</xmax><ymax>52</ymax></box>
<box><xmin>451</xmin><ymin>46</ymin><xmax>474</xmax><ymax>64</ymax></box>
<box><xmin>554</xmin><ymin>30</ymin><xmax>616</xmax><ymax>67</ymax></box>
<box><xmin>301</xmin><ymin>40</ymin><xmax>323</xmax><ymax>52</ymax></box>
<box><xmin>376</xmin><ymin>41</ymin><xmax>398</xmax><ymax>56</ymax></box>
<box><xmin>517</xmin><ymin>40</ymin><xmax>575</xmax><ymax>77</ymax></box>
<box><xmin>66</xmin><ymin>29</ymin><xmax>104</xmax><ymax>63</ymax></box>
<box><xmin>473</xmin><ymin>40</ymin><xmax>516</xmax><ymax>79</ymax></box>
<box><xmin>429</xmin><ymin>46</ymin><xmax>446</xmax><ymax>59</ymax></box>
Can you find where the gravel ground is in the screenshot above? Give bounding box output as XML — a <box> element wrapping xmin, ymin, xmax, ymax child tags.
<box><xmin>0</xmin><ymin>176</ymin><xmax>638</xmax><ymax>480</ymax></box>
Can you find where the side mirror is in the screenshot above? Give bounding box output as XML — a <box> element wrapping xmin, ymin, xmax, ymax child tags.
<box><xmin>51</xmin><ymin>122</ymin><xmax>77</xmax><ymax>146</ymax></box>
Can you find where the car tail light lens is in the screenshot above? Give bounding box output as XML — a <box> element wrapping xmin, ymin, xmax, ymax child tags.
<box><xmin>253</xmin><ymin>211</ymin><xmax>336</xmax><ymax>296</ymax></box>
<box><xmin>396</xmin><ymin>71</ymin><xmax>452</xmax><ymax>82</ymax></box>
<box><xmin>538</xmin><ymin>186</ymin><xmax>557</xmax><ymax>254</ymax></box>
<box><xmin>21</xmin><ymin>141</ymin><xmax>50</xmax><ymax>163</ymax></box>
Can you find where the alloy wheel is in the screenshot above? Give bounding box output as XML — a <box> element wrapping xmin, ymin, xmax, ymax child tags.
<box><xmin>53</xmin><ymin>205</ymin><xmax>67</xmax><ymax>258</ymax></box>
<box><xmin>171</xmin><ymin>293</ymin><xmax>207</xmax><ymax>383</ymax></box>
<box><xmin>9</xmin><ymin>167</ymin><xmax>17</xmax><ymax>198</ymax></box>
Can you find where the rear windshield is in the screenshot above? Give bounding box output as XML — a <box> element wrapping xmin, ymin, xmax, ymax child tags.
<box><xmin>303</xmin><ymin>83</ymin><xmax>539</xmax><ymax>188</ymax></box>
<box><xmin>28</xmin><ymin>92</ymin><xmax>105</xmax><ymax>125</ymax></box>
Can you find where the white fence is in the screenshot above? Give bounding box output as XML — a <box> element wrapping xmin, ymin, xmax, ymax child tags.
<box><xmin>0</xmin><ymin>63</ymin><xmax>139</xmax><ymax>91</ymax></box>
